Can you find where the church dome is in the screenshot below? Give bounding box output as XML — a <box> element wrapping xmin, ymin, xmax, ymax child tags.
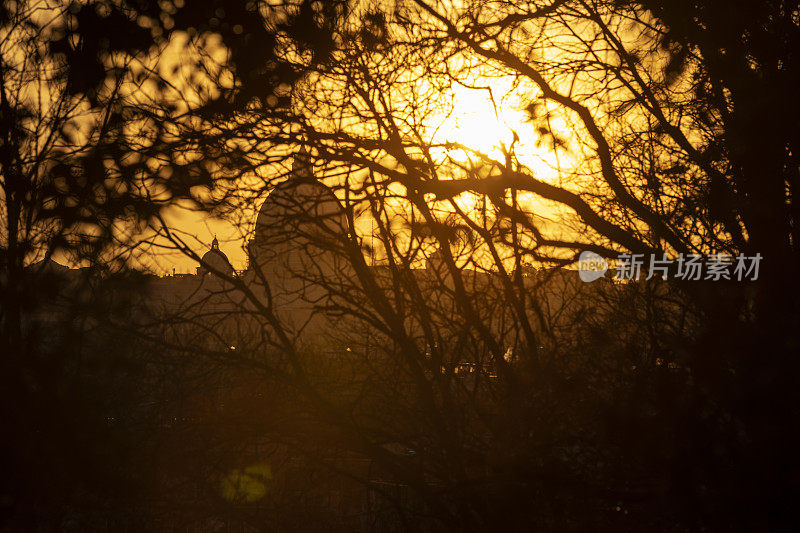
<box><xmin>198</xmin><ymin>237</ymin><xmax>234</xmax><ymax>276</ymax></box>
<box><xmin>253</xmin><ymin>177</ymin><xmax>343</xmax><ymax>240</ymax></box>
<box><xmin>249</xmin><ymin>148</ymin><xmax>346</xmax><ymax>270</ymax></box>
<box><xmin>254</xmin><ymin>149</ymin><xmax>342</xmax><ymax>236</ymax></box>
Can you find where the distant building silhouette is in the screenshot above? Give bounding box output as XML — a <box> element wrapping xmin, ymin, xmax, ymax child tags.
<box><xmin>197</xmin><ymin>236</ymin><xmax>234</xmax><ymax>277</ymax></box>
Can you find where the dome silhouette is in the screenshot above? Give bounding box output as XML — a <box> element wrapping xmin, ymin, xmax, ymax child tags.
<box><xmin>249</xmin><ymin>148</ymin><xmax>345</xmax><ymax>270</ymax></box>
<box><xmin>198</xmin><ymin>237</ymin><xmax>234</xmax><ymax>276</ymax></box>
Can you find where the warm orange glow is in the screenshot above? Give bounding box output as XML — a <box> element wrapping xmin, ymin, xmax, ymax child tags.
<box><xmin>430</xmin><ymin>79</ymin><xmax>568</xmax><ymax>184</ymax></box>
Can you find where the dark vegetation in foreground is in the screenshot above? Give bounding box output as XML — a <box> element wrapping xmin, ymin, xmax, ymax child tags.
<box><xmin>2</xmin><ymin>0</ymin><xmax>800</xmax><ymax>530</ymax></box>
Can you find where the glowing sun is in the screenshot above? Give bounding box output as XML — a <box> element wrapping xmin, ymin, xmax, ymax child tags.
<box><xmin>432</xmin><ymin>81</ymin><xmax>564</xmax><ymax>183</ymax></box>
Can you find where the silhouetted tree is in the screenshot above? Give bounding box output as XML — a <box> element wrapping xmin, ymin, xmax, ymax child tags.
<box><xmin>13</xmin><ymin>0</ymin><xmax>798</xmax><ymax>529</ymax></box>
<box><xmin>147</xmin><ymin>1</ymin><xmax>800</xmax><ymax>529</ymax></box>
<box><xmin>0</xmin><ymin>0</ymin><xmax>228</xmax><ymax>526</ymax></box>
